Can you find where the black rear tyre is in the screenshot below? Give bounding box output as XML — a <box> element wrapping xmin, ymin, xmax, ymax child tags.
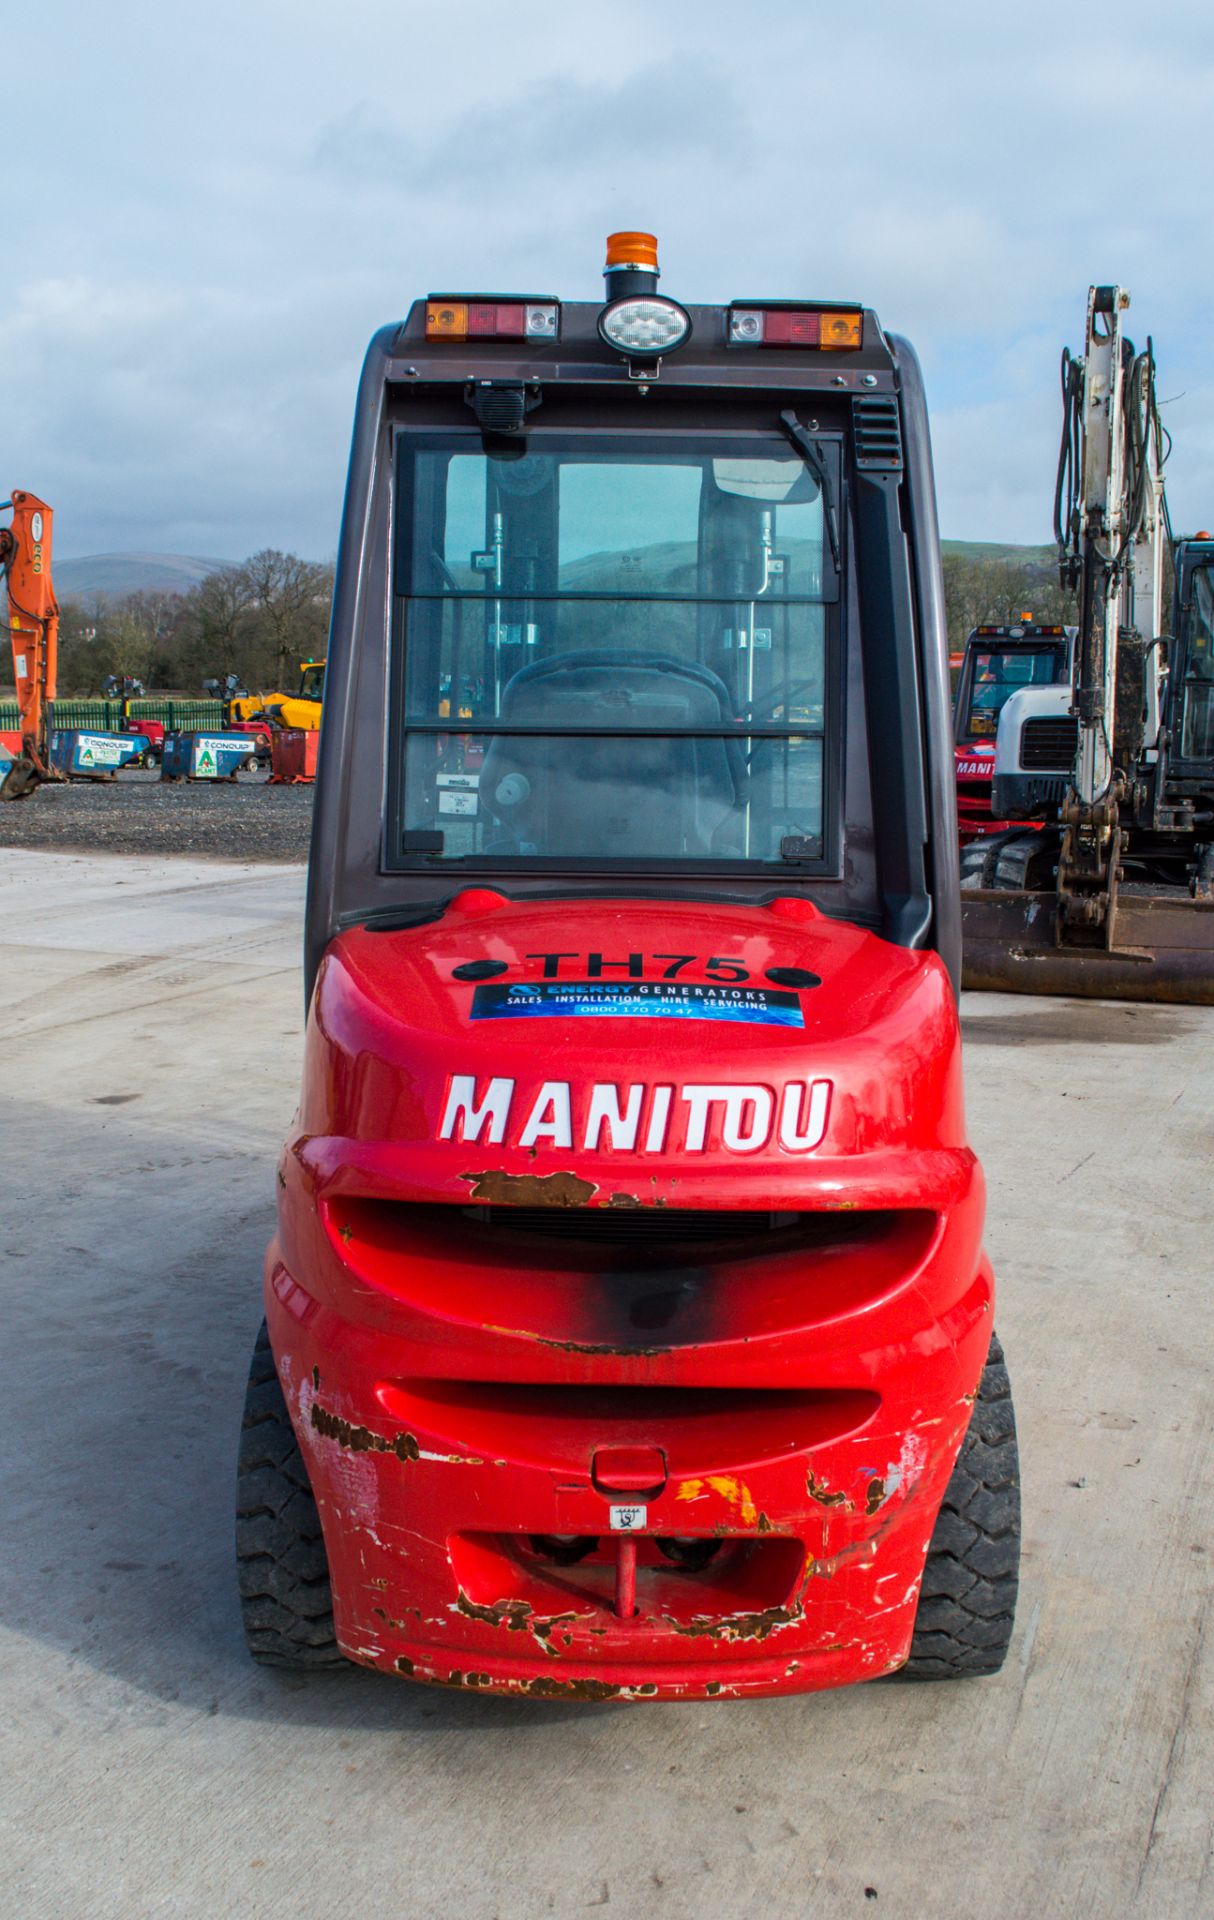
<box><xmin>899</xmin><ymin>1332</ymin><xmax>1020</xmax><ymax>1680</ymax></box>
<box><xmin>235</xmin><ymin>1322</ymin><xmax>345</xmax><ymax>1670</ymax></box>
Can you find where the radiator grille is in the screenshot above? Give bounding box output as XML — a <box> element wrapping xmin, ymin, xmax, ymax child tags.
<box><xmin>1020</xmin><ymin>716</ymin><xmax>1077</xmax><ymax>771</ymax></box>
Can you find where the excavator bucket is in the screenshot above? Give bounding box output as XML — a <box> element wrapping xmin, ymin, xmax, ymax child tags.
<box><xmin>0</xmin><ymin>755</ymin><xmax>43</xmax><ymax>802</ymax></box>
<box><xmin>961</xmin><ymin>888</ymin><xmax>1214</xmax><ymax>1004</ymax></box>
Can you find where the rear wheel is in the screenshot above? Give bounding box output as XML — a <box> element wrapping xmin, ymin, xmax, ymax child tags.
<box><xmin>899</xmin><ymin>1332</ymin><xmax>1020</xmax><ymax>1680</ymax></box>
<box><xmin>235</xmin><ymin>1322</ymin><xmax>345</xmax><ymax>1670</ymax></box>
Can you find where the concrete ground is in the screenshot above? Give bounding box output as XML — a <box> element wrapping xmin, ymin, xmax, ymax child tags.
<box><xmin>1</xmin><ymin>847</ymin><xmax>1210</xmax><ymax>1920</ymax></box>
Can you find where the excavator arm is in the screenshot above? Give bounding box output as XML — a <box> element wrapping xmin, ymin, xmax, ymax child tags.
<box><xmin>961</xmin><ymin>287</ymin><xmax>1214</xmax><ymax>1003</ymax></box>
<box><xmin>1</xmin><ymin>490</ymin><xmax>63</xmax><ymax>800</ymax></box>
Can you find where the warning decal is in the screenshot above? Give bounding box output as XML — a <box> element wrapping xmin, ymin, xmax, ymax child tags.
<box><xmin>470</xmin><ymin>981</ymin><xmax>803</xmax><ymax>1027</ymax></box>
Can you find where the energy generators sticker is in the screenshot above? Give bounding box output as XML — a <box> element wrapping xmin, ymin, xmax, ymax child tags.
<box><xmin>470</xmin><ymin>981</ymin><xmax>803</xmax><ymax>1027</ymax></box>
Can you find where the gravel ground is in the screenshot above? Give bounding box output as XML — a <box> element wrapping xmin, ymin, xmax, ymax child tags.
<box><xmin>0</xmin><ymin>767</ymin><xmax>312</xmax><ymax>861</ymax></box>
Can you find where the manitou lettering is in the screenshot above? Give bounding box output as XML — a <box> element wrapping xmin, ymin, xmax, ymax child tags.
<box><xmin>436</xmin><ymin>1075</ymin><xmax>832</xmax><ymax>1155</ymax></box>
<box><xmin>438</xmin><ymin>1075</ymin><xmax>515</xmax><ymax>1144</ymax></box>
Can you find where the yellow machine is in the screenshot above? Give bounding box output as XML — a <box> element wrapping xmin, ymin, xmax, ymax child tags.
<box><xmin>231</xmin><ymin>659</ymin><xmax>325</xmax><ymax>731</ymax></box>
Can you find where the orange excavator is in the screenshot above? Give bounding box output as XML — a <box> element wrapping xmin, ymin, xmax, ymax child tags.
<box><xmin>0</xmin><ymin>490</ymin><xmax>63</xmax><ymax>800</ymax></box>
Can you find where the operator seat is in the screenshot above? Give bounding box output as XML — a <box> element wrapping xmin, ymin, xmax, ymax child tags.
<box><xmin>479</xmin><ymin>650</ymin><xmax>747</xmax><ymax>856</ymax></box>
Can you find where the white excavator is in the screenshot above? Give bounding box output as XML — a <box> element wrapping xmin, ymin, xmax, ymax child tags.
<box><xmin>961</xmin><ymin>285</ymin><xmax>1214</xmax><ymax>1002</ymax></box>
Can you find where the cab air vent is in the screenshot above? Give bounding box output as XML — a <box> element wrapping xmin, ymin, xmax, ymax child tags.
<box><xmin>852</xmin><ymin>395</ymin><xmax>903</xmax><ymax>470</ymax></box>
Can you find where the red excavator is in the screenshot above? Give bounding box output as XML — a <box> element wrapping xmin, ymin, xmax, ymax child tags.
<box><xmin>0</xmin><ymin>491</ymin><xmax>63</xmax><ymax>801</ymax></box>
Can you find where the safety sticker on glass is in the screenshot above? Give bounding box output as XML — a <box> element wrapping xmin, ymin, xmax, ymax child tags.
<box><xmin>609</xmin><ymin>1504</ymin><xmax>648</xmax><ymax>1532</ymax></box>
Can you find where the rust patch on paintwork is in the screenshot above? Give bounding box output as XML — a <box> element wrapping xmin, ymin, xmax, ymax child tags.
<box><xmin>865</xmin><ymin>1477</ymin><xmax>888</xmax><ymax>1516</ymax></box>
<box><xmin>525</xmin><ymin>1675</ymin><xmax>622</xmax><ymax>1701</ymax></box>
<box><xmin>667</xmin><ymin>1601</ymin><xmax>803</xmax><ymax>1645</ymax></box>
<box><xmin>337</xmin><ymin>1222</ymin><xmax>353</xmax><ymax>1244</ymax></box>
<box><xmin>310</xmin><ymin>1402</ymin><xmax>420</xmax><ymax>1462</ymax></box>
<box><xmin>806</xmin><ymin>1471</ymin><xmax>853</xmax><ymax>1511</ymax></box>
<box><xmin>530</xmin><ymin>1612</ymin><xmax>579</xmax><ymax>1649</ymax></box>
<box><xmin>311</xmin><ymin>1365</ymin><xmax>320</xmax><ymax>1390</ymax></box>
<box><xmin>373</xmin><ymin>1604</ymin><xmax>422</xmax><ymax>1630</ymax></box>
<box><xmin>395</xmin><ymin>1655</ymin><xmax>415</xmax><ymax>1676</ymax></box>
<box><xmin>705</xmin><ymin>1681</ymin><xmax>723</xmax><ymax>1696</ymax></box>
<box><xmin>456</xmin><ymin>1591</ymin><xmax>581</xmax><ymax>1655</ymax></box>
<box><xmin>461</xmin><ymin>1169</ymin><xmax>598</xmax><ymax>1207</ymax></box>
<box><xmin>414</xmin><ymin>1668</ymin><xmax>496</xmax><ymax>1690</ymax></box>
<box><xmin>457</xmin><ymin>1592</ymin><xmax>534</xmax><ymax>1632</ymax></box>
<box><xmin>485</xmin><ymin>1320</ymin><xmax>666</xmax><ymax>1357</ymax></box>
<box><xmin>536</xmin><ymin>1333</ymin><xmax>667</xmax><ymax>1357</ymax></box>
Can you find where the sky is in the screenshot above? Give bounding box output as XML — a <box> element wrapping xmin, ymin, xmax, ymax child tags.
<box><xmin>8</xmin><ymin>0</ymin><xmax>1214</xmax><ymax>561</ymax></box>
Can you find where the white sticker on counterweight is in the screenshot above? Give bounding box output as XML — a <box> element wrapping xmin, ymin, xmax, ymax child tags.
<box><xmin>609</xmin><ymin>1504</ymin><xmax>647</xmax><ymax>1532</ymax></box>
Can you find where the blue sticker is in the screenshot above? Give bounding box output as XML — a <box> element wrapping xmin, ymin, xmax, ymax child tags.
<box><xmin>469</xmin><ymin>981</ymin><xmax>803</xmax><ymax>1026</ymax></box>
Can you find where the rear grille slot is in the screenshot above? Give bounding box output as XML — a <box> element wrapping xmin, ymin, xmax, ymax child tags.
<box><xmin>460</xmin><ymin>1205</ymin><xmax>895</xmax><ymax>1262</ymax></box>
<box><xmin>1021</xmin><ymin>716</ymin><xmax>1077</xmax><ymax>770</ymax></box>
<box><xmin>851</xmin><ymin>395</ymin><xmax>903</xmax><ymax>469</ymax></box>
<box><xmin>466</xmin><ymin>1206</ymin><xmax>800</xmax><ymax>1245</ymax></box>
<box><xmin>326</xmin><ymin>1200</ymin><xmax>939</xmax><ymax>1349</ymax></box>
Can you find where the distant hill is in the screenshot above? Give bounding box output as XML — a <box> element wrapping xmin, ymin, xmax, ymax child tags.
<box><xmin>941</xmin><ymin>540</ymin><xmax>1055</xmax><ymax>566</ymax></box>
<box><xmin>54</xmin><ymin>553</ymin><xmax>231</xmax><ymax>600</ymax></box>
<box><xmin>48</xmin><ymin>540</ymin><xmax>1054</xmax><ymax>605</ymax></box>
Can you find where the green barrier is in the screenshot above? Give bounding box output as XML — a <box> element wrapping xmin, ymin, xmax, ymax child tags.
<box><xmin>48</xmin><ymin>699</ymin><xmax>124</xmax><ymax>731</ymax></box>
<box><xmin>127</xmin><ymin>698</ymin><xmax>224</xmax><ymax>730</ymax></box>
<box><xmin>0</xmin><ymin>696</ymin><xmax>226</xmax><ymax>733</ymax></box>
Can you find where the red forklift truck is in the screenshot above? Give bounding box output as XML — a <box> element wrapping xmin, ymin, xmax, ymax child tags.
<box><xmin>236</xmin><ymin>234</ymin><xmax>1020</xmax><ymax>1702</ymax></box>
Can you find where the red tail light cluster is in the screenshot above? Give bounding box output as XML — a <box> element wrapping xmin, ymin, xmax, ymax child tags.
<box><xmin>729</xmin><ymin>306</ymin><xmax>862</xmax><ymax>350</ymax></box>
<box><xmin>425</xmin><ymin>300</ymin><xmax>559</xmax><ymax>341</ymax></box>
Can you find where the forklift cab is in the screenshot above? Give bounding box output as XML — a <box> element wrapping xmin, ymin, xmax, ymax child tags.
<box><xmin>239</xmin><ymin>236</ymin><xmax>1018</xmax><ymax>1703</ymax></box>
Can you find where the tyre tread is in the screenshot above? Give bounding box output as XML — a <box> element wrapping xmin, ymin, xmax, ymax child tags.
<box><xmin>234</xmin><ymin>1322</ymin><xmax>345</xmax><ymax>1671</ymax></box>
<box><xmin>898</xmin><ymin>1332</ymin><xmax>1021</xmax><ymax>1681</ymax></box>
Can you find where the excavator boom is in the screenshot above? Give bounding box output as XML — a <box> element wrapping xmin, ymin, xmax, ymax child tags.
<box><xmin>960</xmin><ymin>287</ymin><xmax>1214</xmax><ymax>1005</ymax></box>
<box><xmin>1</xmin><ymin>490</ymin><xmax>62</xmax><ymax>799</ymax></box>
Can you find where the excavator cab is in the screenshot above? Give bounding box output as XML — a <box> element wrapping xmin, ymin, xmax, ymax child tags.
<box><xmin>1170</xmin><ymin>539</ymin><xmax>1214</xmax><ymax>770</ymax></box>
<box><xmin>235</xmin><ymin>235</ymin><xmax>1019</xmax><ymax>1702</ymax></box>
<box><xmin>952</xmin><ymin>622</ymin><xmax>1074</xmax><ymax>841</ymax></box>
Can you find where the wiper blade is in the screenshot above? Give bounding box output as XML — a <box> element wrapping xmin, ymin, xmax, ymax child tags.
<box><xmin>779</xmin><ymin>410</ymin><xmax>841</xmax><ymax>576</ymax></box>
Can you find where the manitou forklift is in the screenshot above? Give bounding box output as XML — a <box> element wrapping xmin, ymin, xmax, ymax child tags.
<box><xmin>236</xmin><ymin>234</ymin><xmax>1019</xmax><ymax>1701</ymax></box>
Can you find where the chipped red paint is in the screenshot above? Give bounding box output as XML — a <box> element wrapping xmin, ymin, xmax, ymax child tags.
<box><xmin>266</xmin><ymin>894</ymin><xmax>993</xmax><ymax>1701</ymax></box>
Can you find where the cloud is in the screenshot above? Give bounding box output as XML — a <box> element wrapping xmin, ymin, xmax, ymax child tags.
<box><xmin>5</xmin><ymin>0</ymin><xmax>1214</xmax><ymax>556</ymax></box>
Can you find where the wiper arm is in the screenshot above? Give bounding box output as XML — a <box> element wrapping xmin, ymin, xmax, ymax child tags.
<box><xmin>779</xmin><ymin>409</ymin><xmax>841</xmax><ymax>576</ymax></box>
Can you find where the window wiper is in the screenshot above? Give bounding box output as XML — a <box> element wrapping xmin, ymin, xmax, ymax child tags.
<box><xmin>779</xmin><ymin>410</ymin><xmax>841</xmax><ymax>576</ymax></box>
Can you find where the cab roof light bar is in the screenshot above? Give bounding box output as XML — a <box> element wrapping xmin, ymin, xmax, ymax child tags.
<box><xmin>975</xmin><ymin>624</ymin><xmax>1065</xmax><ymax>636</ymax></box>
<box><xmin>425</xmin><ymin>298</ymin><xmax>559</xmax><ymax>341</ymax></box>
<box><xmin>729</xmin><ymin>304</ymin><xmax>863</xmax><ymax>350</ymax></box>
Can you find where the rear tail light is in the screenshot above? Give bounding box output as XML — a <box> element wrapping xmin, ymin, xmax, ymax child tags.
<box><xmin>425</xmin><ymin>300</ymin><xmax>559</xmax><ymax>341</ymax></box>
<box><xmin>729</xmin><ymin>306</ymin><xmax>862</xmax><ymax>350</ymax></box>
